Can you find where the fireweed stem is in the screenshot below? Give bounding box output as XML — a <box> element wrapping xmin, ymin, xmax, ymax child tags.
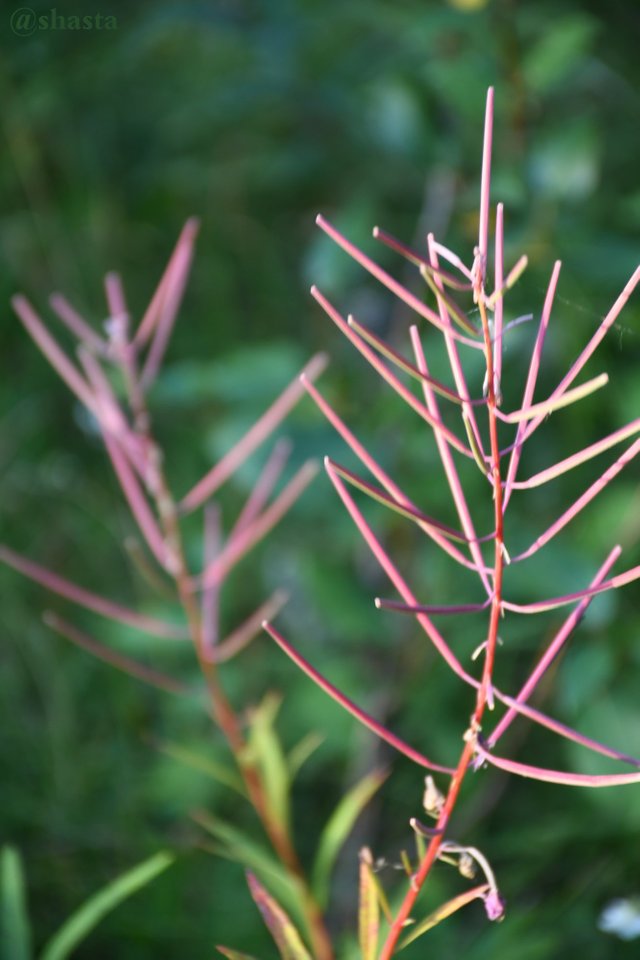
<box><xmin>379</xmin><ymin>272</ymin><xmax>505</xmax><ymax>960</ymax></box>
<box><xmin>121</xmin><ymin>350</ymin><xmax>334</xmax><ymax>960</ymax></box>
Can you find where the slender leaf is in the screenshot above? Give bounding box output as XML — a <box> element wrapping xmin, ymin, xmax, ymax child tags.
<box><xmin>192</xmin><ymin>811</ymin><xmax>306</xmax><ymax>931</ymax></box>
<box><xmin>312</xmin><ymin>769</ymin><xmax>388</xmax><ymax>908</ymax></box>
<box><xmin>217</xmin><ymin>947</ymin><xmax>260</xmax><ymax>960</ymax></box>
<box><xmin>247</xmin><ymin>693</ymin><xmax>291</xmax><ymax>834</ymax></box>
<box><xmin>287</xmin><ymin>732</ymin><xmax>325</xmax><ymax>780</ymax></box>
<box><xmin>397</xmin><ymin>884</ymin><xmax>490</xmax><ymax>949</ymax></box>
<box><xmin>246</xmin><ymin>872</ymin><xmax>312</xmax><ymax>960</ymax></box>
<box><xmin>152</xmin><ymin>738</ymin><xmax>246</xmax><ymax>796</ymax></box>
<box><xmin>358</xmin><ymin>849</ymin><xmax>379</xmax><ymax>960</ymax></box>
<box><xmin>1</xmin><ymin>847</ymin><xmax>32</xmax><ymax>960</ymax></box>
<box><xmin>39</xmin><ymin>851</ymin><xmax>174</xmax><ymax>960</ymax></box>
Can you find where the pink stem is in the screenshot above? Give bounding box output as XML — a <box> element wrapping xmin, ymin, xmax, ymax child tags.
<box><xmin>302</xmin><ymin>375</ymin><xmax>491</xmax><ymax>575</ymax></box>
<box><xmin>179</xmin><ymin>353</ymin><xmax>327</xmax><ymax>514</ymax></box>
<box><xmin>214</xmin><ymin>590</ymin><xmax>288</xmax><ymax>663</ymax></box>
<box><xmin>263</xmin><ymin>621</ymin><xmax>454</xmax><ymax>774</ymax></box>
<box><xmin>426</xmin><ymin>235</ymin><xmax>487</xmax><ymax>464</ymax></box>
<box><xmin>492</xmin><ymin>203</ymin><xmax>504</xmax><ymax>397</ymax></box>
<box><xmin>475</xmin><ymin>739</ymin><xmax>640</xmax><ymax>787</ymax></box>
<box><xmin>312</xmin><ymin>286</ymin><xmax>473</xmax><ymax>457</ymax></box>
<box><xmin>477</xmin><ymin>87</ymin><xmax>494</xmax><ymax>287</ymax></box>
<box><xmin>410</xmin><ymin>326</ymin><xmax>493</xmax><ymax>594</ymax></box>
<box><xmin>201</xmin><ymin>503</ymin><xmax>222</xmax><ymax>659</ymax></box>
<box><xmin>509</xmin><ymin>417</ymin><xmax>640</xmax><ymax>490</ymax></box>
<box><xmin>502</xmin><ymin>560</ymin><xmax>640</xmax><ymax>613</ymax></box>
<box><xmin>517</xmin><ymin>265</ymin><xmax>640</xmax><ymax>447</ymax></box>
<box><xmin>44</xmin><ymin>612</ymin><xmax>189</xmax><ymax>696</ymax></box>
<box><xmin>513</xmin><ymin>438</ymin><xmax>640</xmax><ymax>562</ymax></box>
<box><xmin>0</xmin><ymin>544</ymin><xmax>187</xmax><ymax>638</ymax></box>
<box><xmin>315</xmin><ymin>216</ymin><xmax>482</xmax><ymax>349</ymax></box>
<box><xmin>134</xmin><ymin>218</ymin><xmax>200</xmax><ymax>349</ymax></box>
<box><xmin>502</xmin><ymin>261</ymin><xmax>561</xmax><ymax>509</ymax></box>
<box><xmin>12</xmin><ymin>295</ymin><xmax>97</xmax><ymax>414</ymax></box>
<box><xmin>487</xmin><ymin>547</ymin><xmax>621</xmax><ymax>748</ymax></box>
<box><xmin>49</xmin><ymin>293</ymin><xmax>108</xmax><ymax>355</ymax></box>
<box><xmin>196</xmin><ymin>462</ymin><xmax>319</xmax><ymax>592</ymax></box>
<box><xmin>228</xmin><ymin>438</ymin><xmax>292</xmax><ymax>540</ymax></box>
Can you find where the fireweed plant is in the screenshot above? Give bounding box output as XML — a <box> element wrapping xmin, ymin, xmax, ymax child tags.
<box><xmin>3</xmin><ymin>88</ymin><xmax>640</xmax><ymax>959</ymax></box>
<box><xmin>2</xmin><ymin>221</ymin><xmax>339</xmax><ymax>959</ymax></box>
<box><xmin>258</xmin><ymin>87</ymin><xmax>640</xmax><ymax>958</ymax></box>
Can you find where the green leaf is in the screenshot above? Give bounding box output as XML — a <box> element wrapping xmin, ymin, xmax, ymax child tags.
<box><xmin>247</xmin><ymin>693</ymin><xmax>291</xmax><ymax>834</ymax></box>
<box><xmin>152</xmin><ymin>738</ymin><xmax>246</xmax><ymax>797</ymax></box>
<box><xmin>358</xmin><ymin>849</ymin><xmax>379</xmax><ymax>960</ymax></box>
<box><xmin>287</xmin><ymin>731</ymin><xmax>325</xmax><ymax>780</ymax></box>
<box><xmin>312</xmin><ymin>768</ymin><xmax>388</xmax><ymax>908</ymax></box>
<box><xmin>192</xmin><ymin>811</ymin><xmax>306</xmax><ymax>931</ymax></box>
<box><xmin>246</xmin><ymin>872</ymin><xmax>312</xmax><ymax>960</ymax></box>
<box><xmin>39</xmin><ymin>851</ymin><xmax>174</xmax><ymax>960</ymax></box>
<box><xmin>1</xmin><ymin>846</ymin><xmax>32</xmax><ymax>960</ymax></box>
<box><xmin>216</xmin><ymin>946</ymin><xmax>260</xmax><ymax>960</ymax></box>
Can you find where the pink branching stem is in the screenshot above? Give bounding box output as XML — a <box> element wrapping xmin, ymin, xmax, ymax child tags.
<box><xmin>141</xmin><ymin>221</ymin><xmax>200</xmax><ymax>390</ymax></box>
<box><xmin>311</xmin><ymin>287</ymin><xmax>473</xmax><ymax>458</ymax></box>
<box><xmin>12</xmin><ymin>295</ymin><xmax>98</xmax><ymax>414</ymax></box>
<box><xmin>49</xmin><ymin>293</ymin><xmax>108</xmax><ymax>355</ymax></box>
<box><xmin>376</xmin><ymin>597</ymin><xmax>491</xmax><ymax>615</ymax></box>
<box><xmin>0</xmin><ymin>544</ymin><xmax>187</xmax><ymax>638</ymax></box>
<box><xmin>228</xmin><ymin>439</ymin><xmax>292</xmax><ymax>540</ymax></box>
<box><xmin>410</xmin><ymin>326</ymin><xmax>493</xmax><ymax>595</ymax></box>
<box><xmin>487</xmin><ymin>547</ymin><xmax>621</xmax><ymax>749</ymax></box>
<box><xmin>476</xmin><ymin>87</ymin><xmax>494</xmax><ymax>287</ymax></box>
<box><xmin>104</xmin><ymin>271</ymin><xmax>129</xmax><ymax>324</ymax></box>
<box><xmin>44</xmin><ymin>612</ymin><xmax>190</xmax><ymax>696</ymax></box>
<box><xmin>516</xmin><ymin>264</ymin><xmax>640</xmax><ymax>447</ymax></box>
<box><xmin>513</xmin><ymin>436</ymin><xmax>640</xmax><ymax>562</ymax></box>
<box><xmin>328</xmin><ymin>458</ymin><xmax>494</xmax><ymax>544</ymax></box>
<box><xmin>214</xmin><ymin>590</ymin><xmax>287</xmax><ymax>663</ymax></box>
<box><xmin>78</xmin><ymin>348</ymin><xmax>149</xmax><ymax>481</ymax></box>
<box><xmin>474</xmin><ymin>739</ymin><xmax>640</xmax><ymax>787</ymax></box>
<box><xmin>315</xmin><ymin>216</ymin><xmax>483</xmax><ymax>349</ymax></box>
<box><xmin>325</xmin><ymin>459</ymin><xmax>474</xmax><ymax>683</ymax></box>
<box><xmin>426</xmin><ymin>236</ymin><xmax>488</xmax><ymax>463</ymax></box>
<box><xmin>262</xmin><ymin>621</ymin><xmax>454</xmax><ymax>774</ymax></box>
<box><xmin>134</xmin><ymin>218</ymin><xmax>200</xmax><ymax>350</ymax></box>
<box><xmin>373</xmin><ymin>226</ymin><xmax>472</xmax><ymax>290</ymax></box>
<box><xmin>509</xmin><ymin>417</ymin><xmax>640</xmax><ymax>490</ymax></box>
<box><xmin>201</xmin><ymin>503</ymin><xmax>222</xmax><ymax>660</ymax></box>
<box><xmin>179</xmin><ymin>353</ymin><xmax>328</xmax><ymax>514</ymax></box>
<box><xmin>492</xmin><ymin>203</ymin><xmax>504</xmax><ymax>397</ymax></box>
<box><xmin>330</xmin><ymin>475</ymin><xmax>628</xmax><ymax>758</ymax></box>
<box><xmin>196</xmin><ymin>462</ymin><xmax>319</xmax><ymax>592</ymax></box>
<box><xmin>302</xmin><ymin>375</ymin><xmax>492</xmax><ymax>576</ymax></box>
<box><xmin>431</xmin><ymin>240</ymin><xmax>473</xmax><ymax>281</ymax></box>
<box><xmin>346</xmin><ymin>314</ymin><xmax>483</xmax><ymax>405</ymax></box>
<box><xmin>502</xmin><ymin>560</ymin><xmax>640</xmax><ymax>613</ymax></box>
<box><xmin>101</xmin><ymin>429</ymin><xmax>177</xmax><ymax>573</ymax></box>
<box><xmin>501</xmin><ymin>260</ymin><xmax>561</xmax><ymax>510</ymax></box>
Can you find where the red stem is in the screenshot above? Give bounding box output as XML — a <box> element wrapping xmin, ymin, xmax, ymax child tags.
<box><xmin>378</xmin><ymin>286</ymin><xmax>504</xmax><ymax>960</ymax></box>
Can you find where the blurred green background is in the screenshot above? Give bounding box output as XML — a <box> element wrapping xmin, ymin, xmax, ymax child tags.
<box><xmin>2</xmin><ymin>0</ymin><xmax>640</xmax><ymax>957</ymax></box>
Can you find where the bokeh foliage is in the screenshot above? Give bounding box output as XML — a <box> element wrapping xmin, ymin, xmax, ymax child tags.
<box><xmin>1</xmin><ymin>1</ymin><xmax>640</xmax><ymax>957</ymax></box>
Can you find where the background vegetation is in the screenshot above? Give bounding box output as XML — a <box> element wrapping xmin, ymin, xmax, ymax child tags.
<box><xmin>2</xmin><ymin>1</ymin><xmax>640</xmax><ymax>957</ymax></box>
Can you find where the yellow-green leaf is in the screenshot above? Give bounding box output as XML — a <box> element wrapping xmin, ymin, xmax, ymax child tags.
<box><xmin>397</xmin><ymin>884</ymin><xmax>490</xmax><ymax>949</ymax></box>
<box><xmin>246</xmin><ymin>872</ymin><xmax>312</xmax><ymax>960</ymax></box>
<box><xmin>312</xmin><ymin>768</ymin><xmax>388</xmax><ymax>908</ymax></box>
<box><xmin>358</xmin><ymin>849</ymin><xmax>379</xmax><ymax>960</ymax></box>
